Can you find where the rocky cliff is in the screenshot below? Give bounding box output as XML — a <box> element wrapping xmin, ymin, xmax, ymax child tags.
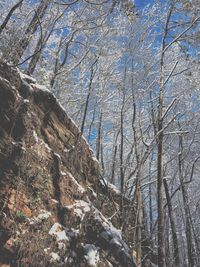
<box><xmin>0</xmin><ymin>62</ymin><xmax>136</xmax><ymax>267</ymax></box>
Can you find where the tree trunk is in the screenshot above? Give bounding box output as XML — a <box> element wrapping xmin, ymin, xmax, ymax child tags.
<box><xmin>96</xmin><ymin>111</ymin><xmax>103</xmax><ymax>161</ymax></box>
<box><xmin>110</xmin><ymin>132</ymin><xmax>119</xmax><ymax>184</ymax></box>
<box><xmin>156</xmin><ymin>7</ymin><xmax>173</xmax><ymax>266</ymax></box>
<box><xmin>134</xmin><ymin>169</ymin><xmax>142</xmax><ymax>267</ymax></box>
<box><xmin>26</xmin><ymin>33</ymin><xmax>44</xmax><ymax>75</ymax></box>
<box><xmin>163</xmin><ymin>178</ymin><xmax>180</xmax><ymax>266</ymax></box>
<box><xmin>81</xmin><ymin>59</ymin><xmax>97</xmax><ymax>134</ymax></box>
<box><xmin>0</xmin><ymin>0</ymin><xmax>23</xmax><ymax>35</ymax></box>
<box><xmin>13</xmin><ymin>0</ymin><xmax>50</xmax><ymax>64</ymax></box>
<box><xmin>157</xmin><ymin>123</ymin><xmax>165</xmax><ymax>267</ymax></box>
<box><xmin>178</xmin><ymin>135</ymin><xmax>196</xmax><ymax>267</ymax></box>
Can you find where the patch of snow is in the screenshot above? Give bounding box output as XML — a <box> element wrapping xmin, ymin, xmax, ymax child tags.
<box><xmin>99</xmin><ymin>177</ymin><xmax>120</xmax><ymax>195</ymax></box>
<box><xmin>67</xmin><ymin>228</ymin><xmax>79</xmax><ymax>239</ymax></box>
<box><xmin>54</xmin><ymin>153</ymin><xmax>61</xmax><ymax>160</ymax></box>
<box><xmin>56</xmin><ymin>230</ymin><xmax>69</xmax><ymax>242</ymax></box>
<box><xmin>106</xmin><ymin>260</ymin><xmax>113</xmax><ymax>267</ymax></box>
<box><xmin>91</xmin><ymin>156</ymin><xmax>99</xmax><ymax>164</ymax></box>
<box><xmin>100</xmin><ymin>222</ymin><xmax>130</xmax><ymax>253</ymax></box>
<box><xmin>56</xmin><ymin>99</ymin><xmax>67</xmax><ymax>114</ymax></box>
<box><xmin>92</xmin><ymin>209</ymin><xmax>128</xmax><ymax>251</ymax></box>
<box><xmin>49</xmin><ymin>222</ymin><xmax>69</xmax><ymax>243</ymax></box>
<box><xmin>32</xmin><ymin>83</ymin><xmax>50</xmax><ymax>92</ymax></box>
<box><xmin>84</xmin><ymin>244</ymin><xmax>99</xmax><ymax>267</ymax></box>
<box><xmin>23</xmin><ymin>99</ymin><xmax>30</xmax><ymax>104</ymax></box>
<box><xmin>87</xmin><ymin>186</ymin><xmax>97</xmax><ymax>198</ymax></box>
<box><xmin>66</xmin><ymin>171</ymin><xmax>85</xmax><ymax>194</ymax></box>
<box><xmin>107</xmin><ymin>182</ymin><xmax>121</xmax><ymax>195</ymax></box>
<box><xmin>21</xmin><ymin>229</ymin><xmax>28</xmax><ymax>235</ymax></box>
<box><xmin>50</xmin><ymin>198</ymin><xmax>59</xmax><ymax>204</ymax></box>
<box><xmin>110</xmin><ymin>237</ymin><xmax>122</xmax><ymax>247</ymax></box>
<box><xmin>19</xmin><ymin>72</ymin><xmax>36</xmax><ymax>84</ymax></box>
<box><xmin>50</xmin><ymin>252</ymin><xmax>60</xmax><ymax>262</ymax></box>
<box><xmin>74</xmin><ymin>208</ymin><xmax>83</xmax><ymax>218</ymax></box>
<box><xmin>101</xmin><ymin>222</ymin><xmax>122</xmax><ymax>240</ymax></box>
<box><xmin>29</xmin><ymin>210</ymin><xmax>51</xmax><ymax>225</ymax></box>
<box><xmin>32</xmin><ymin>130</ymin><xmax>52</xmax><ymax>153</ymax></box>
<box><xmin>37</xmin><ymin>211</ymin><xmax>51</xmax><ymax>220</ymax></box>
<box><xmin>58</xmin><ymin>242</ymin><xmax>66</xmax><ymax>250</ymax></box>
<box><xmin>44</xmin><ymin>247</ymin><xmax>50</xmax><ymax>254</ymax></box>
<box><xmin>33</xmin><ymin>130</ymin><xmax>39</xmax><ymax>143</ymax></box>
<box><xmin>66</xmin><ymin>200</ymin><xmax>90</xmax><ymax>220</ymax></box>
<box><xmin>44</xmin><ymin>142</ymin><xmax>52</xmax><ymax>152</ymax></box>
<box><xmin>49</xmin><ymin>222</ymin><xmax>61</xmax><ymax>235</ymax></box>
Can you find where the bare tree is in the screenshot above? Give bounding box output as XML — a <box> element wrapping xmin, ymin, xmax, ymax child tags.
<box><xmin>0</xmin><ymin>0</ymin><xmax>23</xmax><ymax>35</ymax></box>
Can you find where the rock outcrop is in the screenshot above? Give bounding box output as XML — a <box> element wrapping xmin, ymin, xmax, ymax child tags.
<box><xmin>0</xmin><ymin>62</ymin><xmax>136</xmax><ymax>267</ymax></box>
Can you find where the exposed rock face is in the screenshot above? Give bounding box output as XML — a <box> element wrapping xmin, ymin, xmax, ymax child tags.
<box><xmin>0</xmin><ymin>62</ymin><xmax>136</xmax><ymax>267</ymax></box>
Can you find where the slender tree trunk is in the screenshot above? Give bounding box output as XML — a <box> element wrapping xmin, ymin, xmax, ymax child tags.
<box><xmin>157</xmin><ymin>53</ymin><xmax>165</xmax><ymax>267</ymax></box>
<box><xmin>0</xmin><ymin>0</ymin><xmax>23</xmax><ymax>35</ymax></box>
<box><xmin>163</xmin><ymin>178</ymin><xmax>180</xmax><ymax>266</ymax></box>
<box><xmin>134</xmin><ymin>168</ymin><xmax>142</xmax><ymax>267</ymax></box>
<box><xmin>13</xmin><ymin>0</ymin><xmax>50</xmax><ymax>64</ymax></box>
<box><xmin>100</xmin><ymin>141</ymin><xmax>105</xmax><ymax>173</ymax></box>
<box><xmin>110</xmin><ymin>130</ymin><xmax>120</xmax><ymax>184</ymax></box>
<box><xmin>157</xmin><ymin>120</ymin><xmax>165</xmax><ymax>267</ymax></box>
<box><xmin>96</xmin><ymin>111</ymin><xmax>102</xmax><ymax>161</ymax></box>
<box><xmin>81</xmin><ymin>77</ymin><xmax>93</xmax><ymax>134</ymax></box>
<box><xmin>110</xmin><ymin>137</ymin><xmax>118</xmax><ymax>184</ymax></box>
<box><xmin>178</xmin><ymin>135</ymin><xmax>195</xmax><ymax>267</ymax></box>
<box><xmin>156</xmin><ymin>7</ymin><xmax>174</xmax><ymax>266</ymax></box>
<box><xmin>149</xmin><ymin>152</ymin><xmax>154</xmax><ymax>235</ymax></box>
<box><xmin>87</xmin><ymin>102</ymin><xmax>97</xmax><ymax>142</ymax></box>
<box><xmin>120</xmin><ymin>103</ymin><xmax>124</xmax><ymax>194</ymax></box>
<box><xmin>165</xmin><ymin>215</ymin><xmax>170</xmax><ymax>267</ymax></box>
<box><xmin>26</xmin><ymin>33</ymin><xmax>44</xmax><ymax>75</ymax></box>
<box><xmin>50</xmin><ymin>37</ymin><xmax>63</xmax><ymax>90</ymax></box>
<box><xmin>81</xmin><ymin>59</ymin><xmax>97</xmax><ymax>134</ymax></box>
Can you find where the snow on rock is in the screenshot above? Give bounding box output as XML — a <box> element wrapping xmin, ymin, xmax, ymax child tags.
<box><xmin>50</xmin><ymin>252</ymin><xmax>61</xmax><ymax>263</ymax></box>
<box><xmin>61</xmin><ymin>171</ymin><xmax>85</xmax><ymax>194</ymax></box>
<box><xmin>84</xmin><ymin>244</ymin><xmax>100</xmax><ymax>267</ymax></box>
<box><xmin>91</xmin><ymin>156</ymin><xmax>99</xmax><ymax>165</ymax></box>
<box><xmin>32</xmin><ymin>130</ymin><xmax>52</xmax><ymax>153</ymax></box>
<box><xmin>33</xmin><ymin>130</ymin><xmax>39</xmax><ymax>143</ymax></box>
<box><xmin>54</xmin><ymin>153</ymin><xmax>61</xmax><ymax>160</ymax></box>
<box><xmin>50</xmin><ymin>198</ymin><xmax>59</xmax><ymax>204</ymax></box>
<box><xmin>31</xmin><ymin>83</ymin><xmax>51</xmax><ymax>92</ymax></box>
<box><xmin>107</xmin><ymin>182</ymin><xmax>121</xmax><ymax>195</ymax></box>
<box><xmin>29</xmin><ymin>210</ymin><xmax>51</xmax><ymax>225</ymax></box>
<box><xmin>66</xmin><ymin>200</ymin><xmax>91</xmax><ymax>220</ymax></box>
<box><xmin>102</xmin><ymin>221</ymin><xmax>122</xmax><ymax>240</ymax></box>
<box><xmin>100</xmin><ymin>220</ymin><xmax>130</xmax><ymax>252</ymax></box>
<box><xmin>100</xmin><ymin>177</ymin><xmax>121</xmax><ymax>195</ymax></box>
<box><xmin>106</xmin><ymin>260</ymin><xmax>113</xmax><ymax>267</ymax></box>
<box><xmin>58</xmin><ymin>242</ymin><xmax>66</xmax><ymax>250</ymax></box>
<box><xmin>49</xmin><ymin>222</ymin><xmax>69</xmax><ymax>243</ymax></box>
<box><xmin>43</xmin><ymin>142</ymin><xmax>52</xmax><ymax>152</ymax></box>
<box><xmin>19</xmin><ymin>71</ymin><xmax>36</xmax><ymax>84</ymax></box>
<box><xmin>44</xmin><ymin>247</ymin><xmax>50</xmax><ymax>254</ymax></box>
<box><xmin>37</xmin><ymin>211</ymin><xmax>51</xmax><ymax>220</ymax></box>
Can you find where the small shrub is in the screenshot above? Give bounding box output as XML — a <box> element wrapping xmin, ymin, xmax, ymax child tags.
<box><xmin>16</xmin><ymin>211</ymin><xmax>26</xmax><ymax>222</ymax></box>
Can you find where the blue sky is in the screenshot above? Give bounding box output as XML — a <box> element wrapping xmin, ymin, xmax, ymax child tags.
<box><xmin>135</xmin><ymin>0</ymin><xmax>152</xmax><ymax>8</ymax></box>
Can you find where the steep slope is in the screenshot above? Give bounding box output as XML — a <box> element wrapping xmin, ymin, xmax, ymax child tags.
<box><xmin>0</xmin><ymin>61</ymin><xmax>136</xmax><ymax>267</ymax></box>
